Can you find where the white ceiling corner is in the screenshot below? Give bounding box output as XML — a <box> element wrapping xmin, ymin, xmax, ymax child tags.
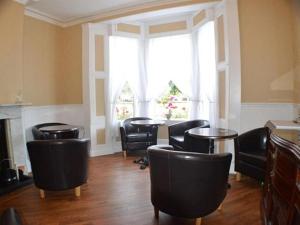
<box><xmin>23</xmin><ymin>0</ymin><xmax>216</xmax><ymax>27</ymax></box>
<box><xmin>14</xmin><ymin>0</ymin><xmax>30</xmax><ymax>5</ymax></box>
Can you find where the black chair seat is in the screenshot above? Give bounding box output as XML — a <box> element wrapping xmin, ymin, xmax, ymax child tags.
<box><xmin>239</xmin><ymin>152</ymin><xmax>266</xmax><ymax>169</ymax></box>
<box><xmin>127</xmin><ymin>132</ymin><xmax>152</xmax><ymax>142</ymax></box>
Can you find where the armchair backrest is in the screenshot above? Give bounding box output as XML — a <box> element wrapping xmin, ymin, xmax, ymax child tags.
<box><xmin>27</xmin><ymin>139</ymin><xmax>90</xmax><ymax>190</ymax></box>
<box><xmin>121</xmin><ymin>117</ymin><xmax>152</xmax><ymax>133</ymax></box>
<box><xmin>183</xmin><ymin>132</ymin><xmax>210</xmax><ymax>153</ymax></box>
<box><xmin>235</xmin><ymin>127</ymin><xmax>269</xmax><ymax>154</ymax></box>
<box><xmin>32</xmin><ymin>123</ymin><xmax>67</xmax><ymax>140</ymax></box>
<box><xmin>148</xmin><ymin>146</ymin><xmax>232</xmax><ymax>218</ymax></box>
<box><xmin>168</xmin><ymin>120</ymin><xmax>210</xmax><ymax>137</ymax></box>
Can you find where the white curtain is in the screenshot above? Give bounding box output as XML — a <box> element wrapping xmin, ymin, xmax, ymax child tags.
<box><xmin>197</xmin><ymin>21</ymin><xmax>218</xmax><ymax>127</ymax></box>
<box><xmin>189</xmin><ymin>31</ymin><xmax>202</xmax><ymax>119</ymax></box>
<box><xmin>108</xmin><ymin>36</ymin><xmax>140</xmax><ymax>136</ymax></box>
<box><xmin>147</xmin><ymin>34</ymin><xmax>193</xmax><ymax>115</ymax></box>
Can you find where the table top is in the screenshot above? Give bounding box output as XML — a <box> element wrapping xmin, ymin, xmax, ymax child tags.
<box><xmin>130</xmin><ymin>120</ymin><xmax>165</xmax><ymax>127</ymax></box>
<box><xmin>39</xmin><ymin>125</ymin><xmax>81</xmax><ymax>133</ymax></box>
<box><xmin>188</xmin><ymin>128</ymin><xmax>238</xmax><ymax>140</ymax></box>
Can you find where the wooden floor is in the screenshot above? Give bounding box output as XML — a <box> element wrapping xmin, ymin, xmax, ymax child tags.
<box><xmin>0</xmin><ymin>154</ymin><xmax>262</xmax><ymax>225</ymax></box>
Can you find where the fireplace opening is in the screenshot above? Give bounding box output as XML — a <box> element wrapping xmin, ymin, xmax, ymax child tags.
<box><xmin>0</xmin><ymin>119</ymin><xmax>9</xmax><ymax>175</ymax></box>
<box><xmin>0</xmin><ymin>119</ymin><xmax>32</xmax><ymax>196</ymax></box>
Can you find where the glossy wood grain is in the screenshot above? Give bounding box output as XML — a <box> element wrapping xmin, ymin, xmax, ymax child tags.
<box><xmin>0</xmin><ymin>154</ymin><xmax>262</xmax><ymax>225</ymax></box>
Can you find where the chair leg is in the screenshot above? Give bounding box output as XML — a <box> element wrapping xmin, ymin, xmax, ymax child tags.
<box><xmin>75</xmin><ymin>186</ymin><xmax>81</xmax><ymax>197</ymax></box>
<box><xmin>218</xmin><ymin>203</ymin><xmax>223</xmax><ymax>211</ymax></box>
<box><xmin>39</xmin><ymin>189</ymin><xmax>45</xmax><ymax>199</ymax></box>
<box><xmin>123</xmin><ymin>151</ymin><xmax>127</xmax><ymax>159</ymax></box>
<box><xmin>195</xmin><ymin>218</ymin><xmax>202</xmax><ymax>225</ymax></box>
<box><xmin>154</xmin><ymin>207</ymin><xmax>159</xmax><ymax>219</ymax></box>
<box><xmin>236</xmin><ymin>172</ymin><xmax>242</xmax><ymax>181</ymax></box>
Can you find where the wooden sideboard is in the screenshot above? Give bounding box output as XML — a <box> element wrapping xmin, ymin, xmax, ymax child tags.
<box><xmin>261</xmin><ymin>131</ymin><xmax>300</xmax><ymax>225</ymax></box>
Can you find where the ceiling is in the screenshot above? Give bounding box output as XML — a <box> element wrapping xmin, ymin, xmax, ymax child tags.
<box><xmin>25</xmin><ymin>0</ymin><xmax>177</xmax><ymax>23</ymax></box>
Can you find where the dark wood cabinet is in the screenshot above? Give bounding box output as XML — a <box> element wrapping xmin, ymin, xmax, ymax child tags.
<box><xmin>261</xmin><ymin>132</ymin><xmax>300</xmax><ymax>225</ymax></box>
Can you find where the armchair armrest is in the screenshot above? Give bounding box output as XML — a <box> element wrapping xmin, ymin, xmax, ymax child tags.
<box><xmin>147</xmin><ymin>144</ymin><xmax>174</xmax><ymax>151</ymax></box>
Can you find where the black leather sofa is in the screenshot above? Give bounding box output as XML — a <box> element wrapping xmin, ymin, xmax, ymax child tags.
<box><xmin>32</xmin><ymin>123</ymin><xmax>79</xmax><ymax>140</ymax></box>
<box><xmin>234</xmin><ymin>127</ymin><xmax>269</xmax><ymax>182</ymax></box>
<box><xmin>120</xmin><ymin>117</ymin><xmax>158</xmax><ymax>158</ymax></box>
<box><xmin>0</xmin><ymin>208</ymin><xmax>23</xmax><ymax>225</ymax></box>
<box><xmin>147</xmin><ymin>145</ymin><xmax>232</xmax><ymax>224</ymax></box>
<box><xmin>168</xmin><ymin>120</ymin><xmax>210</xmax><ymax>151</ymax></box>
<box><xmin>27</xmin><ymin>139</ymin><xmax>90</xmax><ymax>198</ymax></box>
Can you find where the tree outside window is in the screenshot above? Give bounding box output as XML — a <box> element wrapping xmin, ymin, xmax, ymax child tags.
<box><xmin>116</xmin><ymin>82</ymin><xmax>134</xmax><ymax>120</ymax></box>
<box><xmin>155</xmin><ymin>81</ymin><xmax>189</xmax><ymax>120</ymax></box>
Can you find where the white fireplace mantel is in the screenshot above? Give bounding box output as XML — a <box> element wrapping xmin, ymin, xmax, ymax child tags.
<box><xmin>0</xmin><ymin>104</ymin><xmax>30</xmax><ymax>171</ymax></box>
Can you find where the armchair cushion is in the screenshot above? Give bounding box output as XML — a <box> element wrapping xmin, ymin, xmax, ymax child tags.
<box><xmin>127</xmin><ymin>132</ymin><xmax>153</xmax><ymax>142</ymax></box>
<box><xmin>239</xmin><ymin>151</ymin><xmax>266</xmax><ymax>169</ymax></box>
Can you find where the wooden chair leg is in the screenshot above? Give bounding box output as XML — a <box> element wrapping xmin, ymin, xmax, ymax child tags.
<box><xmin>39</xmin><ymin>189</ymin><xmax>45</xmax><ymax>199</ymax></box>
<box><xmin>195</xmin><ymin>218</ymin><xmax>202</xmax><ymax>225</ymax></box>
<box><xmin>236</xmin><ymin>172</ymin><xmax>242</xmax><ymax>181</ymax></box>
<box><xmin>218</xmin><ymin>203</ymin><xmax>223</xmax><ymax>211</ymax></box>
<box><xmin>75</xmin><ymin>186</ymin><xmax>81</xmax><ymax>197</ymax></box>
<box><xmin>154</xmin><ymin>207</ymin><xmax>159</xmax><ymax>219</ymax></box>
<box><xmin>123</xmin><ymin>151</ymin><xmax>127</xmax><ymax>159</ymax></box>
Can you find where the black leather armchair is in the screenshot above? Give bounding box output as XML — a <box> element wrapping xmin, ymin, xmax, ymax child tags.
<box><xmin>147</xmin><ymin>145</ymin><xmax>232</xmax><ymax>225</ymax></box>
<box><xmin>120</xmin><ymin>117</ymin><xmax>158</xmax><ymax>158</ymax></box>
<box><xmin>32</xmin><ymin>123</ymin><xmax>79</xmax><ymax>140</ymax></box>
<box><xmin>183</xmin><ymin>132</ymin><xmax>210</xmax><ymax>153</ymax></box>
<box><xmin>168</xmin><ymin>120</ymin><xmax>210</xmax><ymax>151</ymax></box>
<box><xmin>27</xmin><ymin>139</ymin><xmax>90</xmax><ymax>198</ymax></box>
<box><xmin>0</xmin><ymin>208</ymin><xmax>23</xmax><ymax>225</ymax></box>
<box><xmin>234</xmin><ymin>127</ymin><xmax>269</xmax><ymax>182</ymax></box>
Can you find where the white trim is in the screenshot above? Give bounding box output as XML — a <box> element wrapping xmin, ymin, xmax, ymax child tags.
<box><xmin>14</xmin><ymin>0</ymin><xmax>29</xmax><ymax>5</ymax></box>
<box><xmin>240</xmin><ymin>102</ymin><xmax>296</xmax><ymax>133</ymax></box>
<box><xmin>111</xmin><ymin>23</ymin><xmax>143</xmax><ymax>39</ymax></box>
<box><xmin>147</xmin><ymin>29</ymin><xmax>190</xmax><ymax>38</ymax></box>
<box><xmin>145</xmin><ymin>16</ymin><xmax>191</xmax><ymax>38</ymax></box>
<box><xmin>63</xmin><ymin>0</ymin><xmax>211</xmax><ymax>27</ymax></box>
<box><xmin>241</xmin><ymin>102</ymin><xmax>296</xmax><ymax>107</ymax></box>
<box><xmin>23</xmin><ymin>0</ymin><xmax>216</xmax><ymax>28</ymax></box>
<box><xmin>25</xmin><ymin>8</ymin><xmax>65</xmax><ymax>27</ymax></box>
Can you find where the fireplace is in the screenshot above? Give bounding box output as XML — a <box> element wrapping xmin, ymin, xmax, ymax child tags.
<box><xmin>0</xmin><ymin>119</ymin><xmax>9</xmax><ymax>176</ymax></box>
<box><xmin>0</xmin><ymin>109</ymin><xmax>32</xmax><ymax>196</ymax></box>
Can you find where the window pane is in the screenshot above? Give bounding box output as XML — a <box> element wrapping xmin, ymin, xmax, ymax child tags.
<box><xmin>155</xmin><ymin>81</ymin><xmax>189</xmax><ymax>120</ymax></box>
<box><xmin>116</xmin><ymin>82</ymin><xmax>134</xmax><ymax>120</ymax></box>
<box><xmin>147</xmin><ymin>34</ymin><xmax>192</xmax><ymax>99</ymax></box>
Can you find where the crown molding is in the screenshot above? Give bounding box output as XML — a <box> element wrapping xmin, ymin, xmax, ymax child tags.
<box><xmin>25</xmin><ymin>8</ymin><xmax>64</xmax><ymax>27</ymax></box>
<box><xmin>24</xmin><ymin>0</ymin><xmax>218</xmax><ymax>28</ymax></box>
<box><xmin>14</xmin><ymin>0</ymin><xmax>30</xmax><ymax>5</ymax></box>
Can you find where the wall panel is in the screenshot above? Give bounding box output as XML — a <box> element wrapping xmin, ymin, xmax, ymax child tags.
<box><xmin>0</xmin><ymin>0</ymin><xmax>24</xmax><ymax>104</ymax></box>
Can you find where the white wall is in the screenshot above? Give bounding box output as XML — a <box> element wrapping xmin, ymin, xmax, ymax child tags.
<box><xmin>22</xmin><ymin>104</ymin><xmax>86</xmax><ymax>141</ymax></box>
<box><xmin>240</xmin><ymin>103</ymin><xmax>296</xmax><ymax>133</ymax></box>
